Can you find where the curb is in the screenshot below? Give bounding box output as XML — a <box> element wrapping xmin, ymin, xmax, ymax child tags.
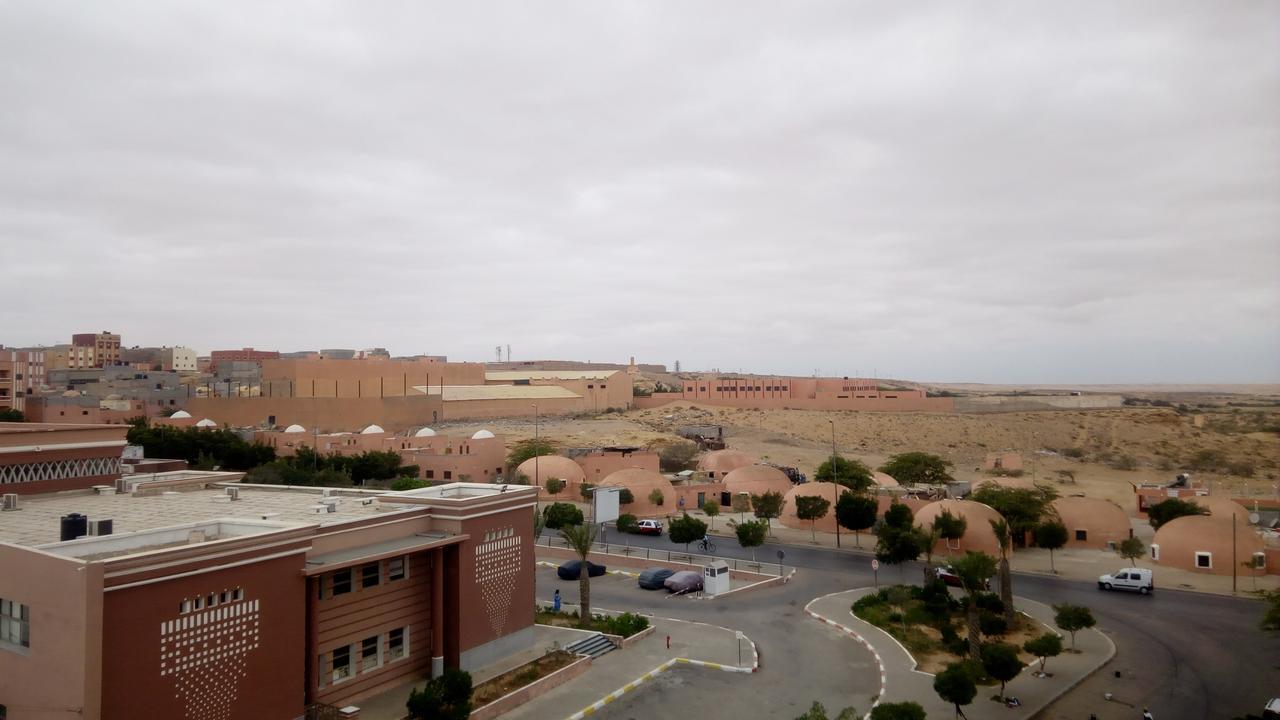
<box><xmin>803</xmin><ymin>591</ymin><xmax>887</xmax><ymax>720</ymax></box>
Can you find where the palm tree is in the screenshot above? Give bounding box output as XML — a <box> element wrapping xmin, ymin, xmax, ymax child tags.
<box><xmin>989</xmin><ymin>519</ymin><xmax>1015</xmax><ymax>624</ymax></box>
<box><xmin>952</xmin><ymin>551</ymin><xmax>998</xmax><ymax>661</ymax></box>
<box><xmin>560</xmin><ymin>523</ymin><xmax>599</xmax><ymax>627</ymax></box>
<box><xmin>918</xmin><ymin>524</ymin><xmax>942</xmax><ymax>585</ymax></box>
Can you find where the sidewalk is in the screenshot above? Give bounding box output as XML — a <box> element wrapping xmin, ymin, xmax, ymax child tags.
<box><xmin>499</xmin><ymin>612</ymin><xmax>752</xmax><ymax>720</ymax></box>
<box><xmin>805</xmin><ymin>588</ymin><xmax>1114</xmax><ymax>720</ymax></box>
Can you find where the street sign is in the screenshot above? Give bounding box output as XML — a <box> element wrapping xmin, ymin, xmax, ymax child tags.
<box><xmin>871</xmin><ymin>559</ymin><xmax>879</xmax><ymax>570</ymax></box>
<box><xmin>776</xmin><ymin>550</ymin><xmax>785</xmax><ymax>560</ymax></box>
<box><xmin>735</xmin><ymin>631</ymin><xmax>746</xmax><ymax>641</ymax></box>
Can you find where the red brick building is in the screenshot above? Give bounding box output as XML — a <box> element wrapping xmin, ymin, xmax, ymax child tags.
<box><xmin>0</xmin><ymin>474</ymin><xmax>537</xmax><ymax>719</ymax></box>
<box><xmin>0</xmin><ymin>422</ymin><xmax>128</xmax><ymax>494</ymax></box>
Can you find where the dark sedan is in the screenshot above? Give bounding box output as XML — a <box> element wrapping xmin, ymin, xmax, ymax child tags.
<box><xmin>557</xmin><ymin>559</ymin><xmax>607</xmax><ymax>580</ymax></box>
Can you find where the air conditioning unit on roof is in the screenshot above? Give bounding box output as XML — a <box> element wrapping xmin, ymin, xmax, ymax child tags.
<box><xmin>2</xmin><ymin>494</ymin><xmax>19</xmax><ymax>511</ymax></box>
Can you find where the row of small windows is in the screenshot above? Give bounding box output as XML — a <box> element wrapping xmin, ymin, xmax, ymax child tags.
<box><xmin>320</xmin><ymin>556</ymin><xmax>408</xmax><ymax>599</ymax></box>
<box><xmin>319</xmin><ymin>627</ymin><xmax>409</xmax><ymax>687</ymax></box>
<box><xmin>179</xmin><ymin>587</ymin><xmax>244</xmax><ymax>614</ymax></box>
<box><xmin>0</xmin><ymin>598</ymin><xmax>30</xmax><ymax>652</ymax></box>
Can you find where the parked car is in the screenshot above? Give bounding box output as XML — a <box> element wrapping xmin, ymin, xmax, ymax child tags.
<box><xmin>1098</xmin><ymin>567</ymin><xmax>1153</xmax><ymax>594</ymax></box>
<box><xmin>557</xmin><ymin>559</ymin><xmax>607</xmax><ymax>581</ymax></box>
<box><xmin>638</xmin><ymin>567</ymin><xmax>676</xmax><ymax>590</ymax></box>
<box><xmin>635</xmin><ymin>519</ymin><xmax>664</xmax><ymax>536</ymax></box>
<box><xmin>664</xmin><ymin>570</ymin><xmax>703</xmax><ymax>594</ymax></box>
<box><xmin>937</xmin><ymin>566</ymin><xmax>990</xmax><ymax>590</ymax></box>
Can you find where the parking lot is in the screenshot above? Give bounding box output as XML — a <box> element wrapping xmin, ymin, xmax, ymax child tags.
<box><xmin>536</xmin><ymin>558</ymin><xmax>762</xmax><ymax>604</ymax></box>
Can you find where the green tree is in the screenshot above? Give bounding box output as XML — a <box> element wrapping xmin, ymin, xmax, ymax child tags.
<box><xmin>933</xmin><ymin>662</ymin><xmax>977</xmax><ymax>719</ymax></box>
<box><xmin>750</xmin><ymin>490</ymin><xmax>785</xmax><ymax>533</ymax></box>
<box><xmin>543</xmin><ymin>502</ymin><xmax>583</xmax><ymax>529</ymax></box>
<box><xmin>917</xmin><ymin>523</ymin><xmax>942</xmax><ymax>585</ymax></box>
<box><xmin>391</xmin><ymin>477</ymin><xmax>427</xmax><ymax>491</ymax></box>
<box><xmin>868</xmin><ymin>702</ymin><xmax>927</xmax><ymax>720</ymax></box>
<box><xmin>952</xmin><ymin>551</ymin><xmax>998</xmax><ymax>660</ymax></box>
<box><xmin>793</xmin><ymin>702</ymin><xmax>858</xmax><ymax>720</ymax></box>
<box><xmin>879</xmin><ymin>452</ymin><xmax>954</xmax><ymax>486</ymax></box>
<box><xmin>701</xmin><ymin>500</ymin><xmax>720</xmax><ymax>530</ymax></box>
<box><xmin>615</xmin><ymin>513</ymin><xmax>638</xmax><ymax>534</ymax></box>
<box><xmin>544</xmin><ymin>477</ymin><xmax>566</xmax><ymax>495</ymax></box>
<box><xmin>980</xmin><ymin>642</ymin><xmax>1025</xmax><ymax>699</ymax></box>
<box><xmin>875</xmin><ymin>504</ymin><xmax>923</xmax><ymax>573</ymax></box>
<box><xmin>1146</xmin><ymin>498</ymin><xmax>1208</xmax><ymax>530</ymax></box>
<box><xmin>1260</xmin><ymin>589</ymin><xmax>1280</xmax><ymax>633</ymax></box>
<box><xmin>1033</xmin><ymin>521</ymin><xmax>1068</xmax><ymax>574</ymax></box>
<box><xmin>1023</xmin><ymin>632</ymin><xmax>1063</xmax><ymax>674</ymax></box>
<box><xmin>933</xmin><ymin>509</ymin><xmax>968</xmax><ymax>556</ymax></box>
<box><xmin>618</xmin><ymin>488</ymin><xmax>634</xmax><ymax>505</ymax></box>
<box><xmin>406</xmin><ymin>668</ymin><xmax>472</xmax><ymax>720</ymax></box>
<box><xmin>0</xmin><ymin>408</ymin><xmax>26</xmax><ymax>422</ymax></box>
<box><xmin>507</xmin><ymin>438</ymin><xmax>559</xmax><ymax>468</ymax></box>
<box><xmin>731</xmin><ymin>492</ymin><xmax>752</xmax><ymax>521</ymax></box>
<box><xmin>658</xmin><ymin>440</ymin><xmax>699</xmax><ymax>472</ymax></box>
<box><xmin>580</xmin><ymin>482</ymin><xmax>596</xmax><ymax>501</ymax></box>
<box><xmin>836</xmin><ymin>492</ymin><xmax>878</xmax><ymax>547</ymax></box>
<box><xmin>668</xmin><ymin>513</ymin><xmax>707</xmax><ymax>553</ymax></box>
<box><xmin>815</xmin><ymin>454</ymin><xmax>873</xmax><ymax>492</ymax></box>
<box><xmin>989</xmin><ymin>519</ymin><xmax>1015</xmax><ymax>624</ymax></box>
<box><xmin>795</xmin><ymin>495</ymin><xmax>831</xmax><ymax>543</ymax></box>
<box><xmin>732</xmin><ymin>518</ymin><xmax>769</xmax><ymax>563</ymax></box>
<box><xmin>560</xmin><ymin>522</ymin><xmax>599</xmax><ymax>627</ymax></box>
<box><xmin>648</xmin><ymin>487</ymin><xmax>666</xmax><ymax>507</ymax></box>
<box><xmin>1052</xmin><ymin>603</ymin><xmax>1096</xmax><ymax>650</ymax></box>
<box><xmin>970</xmin><ymin>484</ymin><xmax>1057</xmax><ymax>540</ymax></box>
<box><xmin>1118</xmin><ymin>536</ymin><xmax>1146</xmax><ymax>566</ymax></box>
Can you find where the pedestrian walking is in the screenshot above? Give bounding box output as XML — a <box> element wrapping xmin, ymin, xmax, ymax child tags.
<box><xmin>553</xmin><ymin>589</ymin><xmax>561</xmax><ymax>612</ymax></box>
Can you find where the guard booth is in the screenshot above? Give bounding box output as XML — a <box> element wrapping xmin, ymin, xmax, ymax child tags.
<box><xmin>703</xmin><ymin>560</ymin><xmax>730</xmax><ymax>596</ymax></box>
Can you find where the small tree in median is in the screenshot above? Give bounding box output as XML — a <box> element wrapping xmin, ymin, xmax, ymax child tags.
<box><xmin>668</xmin><ymin>513</ymin><xmax>707</xmax><ymax>553</ymax></box>
<box><xmin>1023</xmin><ymin>632</ymin><xmax>1063</xmax><ymax>675</ymax></box>
<box><xmin>795</xmin><ymin>495</ymin><xmax>831</xmax><ymax>543</ymax></box>
<box><xmin>544</xmin><ymin>477</ymin><xmax>566</xmax><ymax>496</ymax></box>
<box><xmin>1118</xmin><ymin>536</ymin><xmax>1146</xmax><ymax>566</ymax></box>
<box><xmin>732</xmin><ymin>518</ymin><xmax>769</xmax><ymax>563</ymax></box>
<box><xmin>981</xmin><ymin>642</ymin><xmax>1026</xmax><ymax>699</ymax></box>
<box><xmin>836</xmin><ymin>492</ymin><xmax>878</xmax><ymax>547</ymax></box>
<box><xmin>616</xmin><ymin>513</ymin><xmax>638</xmax><ymax>534</ymax></box>
<box><xmin>990</xmin><ymin>519</ymin><xmax>1015</xmax><ymax>624</ymax></box>
<box><xmin>1053</xmin><ymin>603</ymin><xmax>1096</xmax><ymax>651</ymax></box>
<box><xmin>1033</xmin><ymin>520</ymin><xmax>1068</xmax><ymax>574</ymax></box>
<box><xmin>731</xmin><ymin>492</ymin><xmax>752</xmax><ymax>521</ymax></box>
<box><xmin>933</xmin><ymin>662</ymin><xmax>977</xmax><ymax>719</ymax></box>
<box><xmin>952</xmin><ymin>550</ymin><xmax>998</xmax><ymax>660</ymax></box>
<box><xmin>868</xmin><ymin>702</ymin><xmax>927</xmax><ymax>720</ymax></box>
<box><xmin>750</xmin><ymin>490</ymin><xmax>785</xmax><ymax>534</ymax></box>
<box><xmin>406</xmin><ymin>668</ymin><xmax>472</xmax><ymax>720</ymax></box>
<box><xmin>702</xmin><ymin>500</ymin><xmax>720</xmax><ymax>530</ymax></box>
<box><xmin>875</xmin><ymin>502</ymin><xmax>922</xmax><ymax>578</ymax></box>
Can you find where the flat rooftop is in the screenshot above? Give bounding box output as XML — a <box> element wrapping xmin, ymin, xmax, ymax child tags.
<box><xmin>484</xmin><ymin>370</ymin><xmax>619</xmax><ymax>382</ymax></box>
<box><xmin>413</xmin><ymin>384</ymin><xmax>581</xmax><ymax>401</ymax></box>
<box><xmin>0</xmin><ymin>484</ymin><xmax>392</xmax><ymax>547</ymax></box>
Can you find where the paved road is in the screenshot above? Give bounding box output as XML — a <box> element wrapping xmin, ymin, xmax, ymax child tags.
<box><xmin>546</xmin><ymin>531</ymin><xmax>1280</xmax><ymax>720</ymax></box>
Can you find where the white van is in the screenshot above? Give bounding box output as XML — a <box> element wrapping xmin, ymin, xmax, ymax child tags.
<box><xmin>1098</xmin><ymin>567</ymin><xmax>1154</xmax><ymax>594</ymax></box>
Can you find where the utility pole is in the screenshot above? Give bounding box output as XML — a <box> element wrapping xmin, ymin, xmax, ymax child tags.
<box><xmin>829</xmin><ymin>418</ymin><xmax>841</xmax><ymax>549</ymax></box>
<box><xmin>1232</xmin><ymin>512</ymin><xmax>1238</xmax><ymax>594</ymax></box>
<box><xmin>532</xmin><ymin>404</ymin><xmax>540</xmax><ymax>491</ymax></box>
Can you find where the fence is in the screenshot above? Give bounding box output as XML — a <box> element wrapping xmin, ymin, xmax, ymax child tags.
<box><xmin>535</xmin><ymin>535</ymin><xmax>789</xmax><ymax>576</ymax></box>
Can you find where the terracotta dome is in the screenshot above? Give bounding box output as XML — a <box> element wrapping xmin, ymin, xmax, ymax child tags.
<box><xmin>779</xmin><ymin>482</ymin><xmax>848</xmax><ymax>533</ymax></box>
<box><xmin>360</xmin><ymin>424</ymin><xmax>385</xmax><ymax>435</ymax></box>
<box><xmin>169</xmin><ymin>410</ymin><xmax>192</xmax><ymax>419</ymax></box>
<box><xmin>1189</xmin><ymin>496</ymin><xmax>1250</xmax><ymax>523</ymax></box>
<box><xmin>413</xmin><ymin>427</ymin><xmax>437</xmax><ymax>437</ymax></box>
<box><xmin>283</xmin><ymin>424</ymin><xmax>306</xmax><ymax>434</ymax></box>
<box><xmin>1051</xmin><ymin>496</ymin><xmax>1131</xmax><ymax>549</ymax></box>
<box><xmin>723</xmin><ymin>465</ymin><xmax>793</xmax><ymax>499</ymax></box>
<box><xmin>1152</xmin><ymin>514</ymin><xmax>1264</xmax><ymax>576</ymax></box>
<box><xmin>518</xmin><ymin>455</ymin><xmax>585</xmax><ymax>498</ymax></box>
<box><xmin>600</xmin><ymin>468</ymin><xmax>675</xmax><ymax>518</ymax></box>
<box><xmin>872</xmin><ymin>472</ymin><xmax>899</xmax><ymax>488</ymax></box>
<box><xmin>915</xmin><ymin>499</ymin><xmax>1008</xmax><ymax>557</ymax></box>
<box><xmin>697</xmin><ymin>449</ymin><xmax>755</xmax><ymax>479</ymax></box>
<box><xmin>472</xmin><ymin>429</ymin><xmax>495</xmax><ymax>440</ymax></box>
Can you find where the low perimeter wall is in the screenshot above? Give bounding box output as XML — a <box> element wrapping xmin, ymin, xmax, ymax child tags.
<box><xmin>469</xmin><ymin>654</ymin><xmax>594</xmax><ymax>720</ymax></box>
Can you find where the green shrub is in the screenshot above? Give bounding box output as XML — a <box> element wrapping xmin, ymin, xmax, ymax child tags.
<box><xmin>616</xmin><ymin>514</ymin><xmax>638</xmax><ymax>534</ymax></box>
<box><xmin>391</xmin><ymin>477</ymin><xmax>427</xmax><ymax>491</ymax></box>
<box><xmin>543</xmin><ymin>502</ymin><xmax>583</xmax><ymax>529</ymax></box>
<box><xmin>599</xmin><ymin>612</ymin><xmax>650</xmax><ymax>638</ymax></box>
<box><xmin>975</xmin><ymin>593</ymin><xmax>1004</xmax><ymax>614</ymax></box>
<box><xmin>544</xmin><ymin>477</ymin><xmax>566</xmax><ymax>495</ymax></box>
<box><xmin>979</xmin><ymin>612</ymin><xmax>1008</xmax><ymax>637</ymax></box>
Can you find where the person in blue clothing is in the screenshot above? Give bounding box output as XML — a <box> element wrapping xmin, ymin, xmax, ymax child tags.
<box><xmin>553</xmin><ymin>588</ymin><xmax>561</xmax><ymax>612</ymax></box>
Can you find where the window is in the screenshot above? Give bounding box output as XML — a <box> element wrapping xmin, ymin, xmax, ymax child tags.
<box><xmin>388</xmin><ymin>627</ymin><xmax>407</xmax><ymax>661</ymax></box>
<box><xmin>444</xmin><ymin>471</ymin><xmax>452</xmax><ymax>480</ymax></box>
<box><xmin>1195</xmin><ymin>552</ymin><xmax>1212</xmax><ymax>569</ymax></box>
<box><xmin>331</xmin><ymin>645</ymin><xmax>352</xmax><ymax>682</ymax></box>
<box><xmin>1150</xmin><ymin>544</ymin><xmax>1160</xmax><ymax>561</ymax></box>
<box><xmin>1</xmin><ymin>598</ymin><xmax>30</xmax><ymax>650</ymax></box>
<box><xmin>1254</xmin><ymin>552</ymin><xmax>1267</xmax><ymax>570</ymax></box>
<box><xmin>361</xmin><ymin>562</ymin><xmax>381</xmax><ymax>589</ymax></box>
<box><xmin>179</xmin><ymin>599</ymin><xmax>192</xmax><ymax>613</ymax></box>
<box><xmin>425</xmin><ymin>470</ymin><xmax>434</xmax><ymax>479</ymax></box>
<box><xmin>361</xmin><ymin>636</ymin><xmax>381</xmax><ymax>671</ymax></box>
<box><xmin>1075</xmin><ymin>529</ymin><xmax>1088</xmax><ymax>541</ymax></box>
<box><xmin>331</xmin><ymin>569</ymin><xmax>352</xmax><ymax>597</ymax></box>
<box><xmin>388</xmin><ymin>557</ymin><xmax>407</xmax><ymax>581</ymax></box>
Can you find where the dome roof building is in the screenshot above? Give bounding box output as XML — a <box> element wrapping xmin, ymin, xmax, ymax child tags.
<box><xmin>517</xmin><ymin>455</ymin><xmax>586</xmax><ymax>499</ymax></box>
<box><xmin>599</xmin><ymin>468</ymin><xmax>675</xmax><ymax>518</ymax></box>
<box><xmin>915</xmin><ymin>499</ymin><xmax>1009</xmax><ymax>557</ymax></box>
<box><xmin>723</xmin><ymin>465</ymin><xmax>793</xmax><ymax>499</ymax></box>
<box><xmin>195</xmin><ymin>418</ymin><xmax>217</xmax><ymax>428</ymax></box>
<box><xmin>1051</xmin><ymin>496</ymin><xmax>1132</xmax><ymax>549</ymax></box>
<box><xmin>1152</xmin><ymin>514</ymin><xmax>1264</xmax><ymax>576</ymax></box>
<box><xmin>1189</xmin><ymin>496</ymin><xmax>1250</xmax><ymax>523</ymax></box>
<box><xmin>360</xmin><ymin>424</ymin><xmax>385</xmax><ymax>435</ymax></box>
<box><xmin>779</xmin><ymin>482</ymin><xmax>847</xmax><ymax>534</ymax></box>
<box><xmin>696</xmin><ymin>449</ymin><xmax>755</xmax><ymax>479</ymax></box>
<box><xmin>471</xmin><ymin>430</ymin><xmax>495</xmax><ymax>440</ymax></box>
<box><xmin>169</xmin><ymin>410</ymin><xmax>192</xmax><ymax>419</ymax></box>
<box><xmin>871</xmin><ymin>472</ymin><xmax>899</xmax><ymax>488</ymax></box>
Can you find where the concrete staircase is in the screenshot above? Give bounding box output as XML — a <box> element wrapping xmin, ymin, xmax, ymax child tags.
<box><xmin>564</xmin><ymin>633</ymin><xmax>617</xmax><ymax>659</ymax></box>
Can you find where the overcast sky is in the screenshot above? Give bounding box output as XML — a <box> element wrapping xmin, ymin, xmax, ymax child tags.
<box><xmin>1</xmin><ymin>2</ymin><xmax>1276</xmax><ymax>383</ymax></box>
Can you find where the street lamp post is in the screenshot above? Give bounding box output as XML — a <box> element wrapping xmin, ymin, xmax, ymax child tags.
<box><xmin>830</xmin><ymin>418</ymin><xmax>841</xmax><ymax>548</ymax></box>
<box><xmin>532</xmin><ymin>404</ymin><xmax>540</xmax><ymax>490</ymax></box>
